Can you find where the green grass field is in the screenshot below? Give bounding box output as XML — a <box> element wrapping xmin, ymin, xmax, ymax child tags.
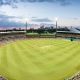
<box><xmin>0</xmin><ymin>39</ymin><xmax>80</xmax><ymax>80</ymax></box>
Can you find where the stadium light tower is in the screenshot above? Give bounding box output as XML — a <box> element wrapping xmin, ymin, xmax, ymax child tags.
<box><xmin>24</xmin><ymin>18</ymin><xmax>30</xmax><ymax>34</ymax></box>
<box><xmin>26</xmin><ymin>21</ymin><xmax>27</xmax><ymax>33</ymax></box>
<box><xmin>55</xmin><ymin>17</ymin><xmax>58</xmax><ymax>37</ymax></box>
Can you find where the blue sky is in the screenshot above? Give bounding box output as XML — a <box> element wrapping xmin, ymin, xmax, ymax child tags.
<box><xmin>0</xmin><ymin>0</ymin><xmax>80</xmax><ymax>29</ymax></box>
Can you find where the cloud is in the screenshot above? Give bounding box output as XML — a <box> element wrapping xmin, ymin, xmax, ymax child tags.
<box><xmin>31</xmin><ymin>18</ymin><xmax>52</xmax><ymax>22</ymax></box>
<box><xmin>0</xmin><ymin>14</ymin><xmax>23</xmax><ymax>21</ymax></box>
<box><xmin>73</xmin><ymin>18</ymin><xmax>79</xmax><ymax>20</ymax></box>
<box><xmin>20</xmin><ymin>0</ymin><xmax>53</xmax><ymax>2</ymax></box>
<box><xmin>0</xmin><ymin>14</ymin><xmax>15</xmax><ymax>19</ymax></box>
<box><xmin>0</xmin><ymin>15</ymin><xmax>53</xmax><ymax>28</ymax></box>
<box><xmin>0</xmin><ymin>14</ymin><xmax>25</xmax><ymax>28</ymax></box>
<box><xmin>0</xmin><ymin>0</ymin><xmax>71</xmax><ymax>7</ymax></box>
<box><xmin>0</xmin><ymin>0</ymin><xmax>18</xmax><ymax>8</ymax></box>
<box><xmin>0</xmin><ymin>20</ymin><xmax>24</xmax><ymax>28</ymax></box>
<box><xmin>57</xmin><ymin>0</ymin><xmax>71</xmax><ymax>6</ymax></box>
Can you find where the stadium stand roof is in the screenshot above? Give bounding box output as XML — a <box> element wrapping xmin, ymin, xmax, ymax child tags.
<box><xmin>57</xmin><ymin>27</ymin><xmax>80</xmax><ymax>34</ymax></box>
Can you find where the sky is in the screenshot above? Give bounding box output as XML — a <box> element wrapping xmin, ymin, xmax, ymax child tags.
<box><xmin>0</xmin><ymin>0</ymin><xmax>80</xmax><ymax>29</ymax></box>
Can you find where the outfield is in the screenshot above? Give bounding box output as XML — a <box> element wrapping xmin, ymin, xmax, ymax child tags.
<box><xmin>0</xmin><ymin>39</ymin><xmax>80</xmax><ymax>80</ymax></box>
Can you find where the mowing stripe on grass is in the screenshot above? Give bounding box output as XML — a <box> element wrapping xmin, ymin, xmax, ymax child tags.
<box><xmin>0</xmin><ymin>39</ymin><xmax>80</xmax><ymax>80</ymax></box>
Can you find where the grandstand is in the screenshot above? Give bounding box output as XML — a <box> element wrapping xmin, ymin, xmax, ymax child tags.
<box><xmin>57</xmin><ymin>27</ymin><xmax>80</xmax><ymax>38</ymax></box>
<box><xmin>0</xmin><ymin>30</ymin><xmax>26</xmax><ymax>43</ymax></box>
<box><xmin>0</xmin><ymin>27</ymin><xmax>80</xmax><ymax>43</ymax></box>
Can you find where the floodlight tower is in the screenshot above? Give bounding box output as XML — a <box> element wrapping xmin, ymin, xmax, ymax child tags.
<box><xmin>24</xmin><ymin>18</ymin><xmax>30</xmax><ymax>34</ymax></box>
<box><xmin>26</xmin><ymin>21</ymin><xmax>27</xmax><ymax>34</ymax></box>
<box><xmin>55</xmin><ymin>17</ymin><xmax>58</xmax><ymax>37</ymax></box>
